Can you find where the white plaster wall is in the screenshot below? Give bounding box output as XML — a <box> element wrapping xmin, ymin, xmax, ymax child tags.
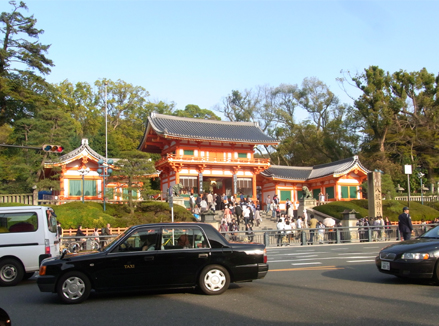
<box><xmin>338</xmin><ymin>179</ymin><xmax>359</xmax><ymax>184</ymax></box>
<box><xmin>64</xmin><ymin>179</ymin><xmax>68</xmax><ymax>196</ymax></box>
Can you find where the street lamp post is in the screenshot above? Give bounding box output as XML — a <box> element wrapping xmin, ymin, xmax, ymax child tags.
<box><xmin>78</xmin><ymin>167</ymin><xmax>90</xmax><ymax>203</ymax></box>
<box><xmin>418</xmin><ymin>172</ymin><xmax>425</xmax><ymax>205</ymax></box>
<box><xmin>97</xmin><ymin>159</ymin><xmax>113</xmax><ymax>211</ymax></box>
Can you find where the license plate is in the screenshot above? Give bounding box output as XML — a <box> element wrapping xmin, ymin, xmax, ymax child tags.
<box><xmin>381</xmin><ymin>261</ymin><xmax>390</xmax><ymax>270</ymax></box>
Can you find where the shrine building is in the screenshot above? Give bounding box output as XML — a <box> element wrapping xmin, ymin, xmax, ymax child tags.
<box><xmin>138</xmin><ymin>113</ymin><xmax>370</xmax><ymax>208</ymax></box>
<box><xmin>137</xmin><ymin>113</ymin><xmax>278</xmax><ymax>200</ymax></box>
<box><xmin>43</xmin><ymin>139</ymin><xmax>152</xmax><ymax>203</ymax></box>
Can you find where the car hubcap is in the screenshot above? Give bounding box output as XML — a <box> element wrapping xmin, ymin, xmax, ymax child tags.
<box><xmin>62</xmin><ymin>276</ymin><xmax>85</xmax><ymax>300</ymax></box>
<box><xmin>0</xmin><ymin>264</ymin><xmax>17</xmax><ymax>282</ymax></box>
<box><xmin>204</xmin><ymin>269</ymin><xmax>226</xmax><ymax>291</ymax></box>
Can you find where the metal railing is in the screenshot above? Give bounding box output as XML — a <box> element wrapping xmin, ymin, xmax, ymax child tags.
<box><xmin>58</xmin><ymin>224</ymin><xmax>433</xmax><ymax>253</ymax></box>
<box><xmin>394</xmin><ymin>195</ymin><xmax>439</xmax><ymax>202</ymax></box>
<box><xmin>60</xmin><ymin>235</ymin><xmax>116</xmax><ymax>252</ymax></box>
<box><xmin>222</xmin><ymin>224</ymin><xmax>433</xmax><ymax>247</ymax></box>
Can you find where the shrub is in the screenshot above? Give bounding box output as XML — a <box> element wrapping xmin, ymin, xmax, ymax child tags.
<box><xmin>313</xmin><ymin>199</ymin><xmax>439</xmax><ymax>222</ymax></box>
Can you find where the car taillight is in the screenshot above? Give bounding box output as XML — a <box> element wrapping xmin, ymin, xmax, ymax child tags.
<box><xmin>45</xmin><ymin>239</ymin><xmax>50</xmax><ymax>254</ymax></box>
<box><xmin>264</xmin><ymin>248</ymin><xmax>267</xmax><ymax>264</ymax></box>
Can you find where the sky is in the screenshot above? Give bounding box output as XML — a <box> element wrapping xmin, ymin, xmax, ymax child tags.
<box><xmin>8</xmin><ymin>0</ymin><xmax>439</xmax><ymax>121</ymax></box>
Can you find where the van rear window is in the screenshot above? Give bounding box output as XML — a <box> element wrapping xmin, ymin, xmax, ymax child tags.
<box><xmin>0</xmin><ymin>212</ymin><xmax>38</xmax><ymax>233</ymax></box>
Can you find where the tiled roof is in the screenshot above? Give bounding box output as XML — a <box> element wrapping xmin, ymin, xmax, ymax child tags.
<box><xmin>261</xmin><ymin>166</ymin><xmax>312</xmax><ymax>180</ymax></box>
<box><xmin>261</xmin><ymin>156</ymin><xmax>370</xmax><ymax>181</ymax></box>
<box><xmin>145</xmin><ymin>113</ymin><xmax>278</xmax><ymax>144</ymax></box>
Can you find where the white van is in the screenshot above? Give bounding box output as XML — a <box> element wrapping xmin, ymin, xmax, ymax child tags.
<box><xmin>0</xmin><ymin>206</ymin><xmax>60</xmax><ymax>286</ymax></box>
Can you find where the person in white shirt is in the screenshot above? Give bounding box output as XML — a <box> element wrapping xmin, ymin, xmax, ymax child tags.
<box><xmin>284</xmin><ymin>221</ymin><xmax>292</xmax><ymax>245</ymax></box>
<box><xmin>276</xmin><ymin>218</ymin><xmax>285</xmax><ymax>246</ymax></box>
<box><xmin>243</xmin><ymin>205</ymin><xmax>250</xmax><ymax>225</ymax></box>
<box><xmin>287</xmin><ymin>204</ymin><xmax>294</xmax><ymax>218</ymax></box>
<box><xmin>207</xmin><ymin>192</ymin><xmax>213</xmax><ymax>207</ymax></box>
<box><xmin>296</xmin><ymin>216</ymin><xmax>303</xmax><ymax>229</ymax></box>
<box><xmin>200</xmin><ymin>198</ymin><xmax>208</xmax><ymax>212</ymax></box>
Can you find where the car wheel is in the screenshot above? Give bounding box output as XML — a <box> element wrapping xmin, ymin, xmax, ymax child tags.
<box><xmin>199</xmin><ymin>265</ymin><xmax>230</xmax><ymax>295</ymax></box>
<box><xmin>57</xmin><ymin>271</ymin><xmax>91</xmax><ymax>304</ymax></box>
<box><xmin>22</xmin><ymin>272</ymin><xmax>35</xmax><ymax>280</ymax></box>
<box><xmin>0</xmin><ymin>258</ymin><xmax>24</xmax><ymax>286</ymax></box>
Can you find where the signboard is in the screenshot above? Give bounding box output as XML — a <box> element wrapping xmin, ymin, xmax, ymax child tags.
<box><xmin>199</xmin><ymin>173</ymin><xmax>203</xmax><ymax>193</ymax></box>
<box><xmin>404</xmin><ymin>165</ymin><xmax>412</xmax><ymax>175</ymax></box>
<box><xmin>367</xmin><ymin>172</ymin><xmax>383</xmax><ymax>218</ymax></box>
<box><xmin>233</xmin><ymin>174</ymin><xmax>237</xmax><ymax>195</ymax></box>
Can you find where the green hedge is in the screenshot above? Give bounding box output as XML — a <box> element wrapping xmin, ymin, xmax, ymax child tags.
<box><xmin>0</xmin><ymin>201</ymin><xmax>195</xmax><ymax>229</ymax></box>
<box><xmin>312</xmin><ymin>199</ymin><xmax>439</xmax><ymax>222</ymax></box>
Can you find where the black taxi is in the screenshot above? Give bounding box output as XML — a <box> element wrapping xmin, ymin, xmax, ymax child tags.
<box><xmin>37</xmin><ymin>223</ymin><xmax>268</xmax><ymax>303</ymax></box>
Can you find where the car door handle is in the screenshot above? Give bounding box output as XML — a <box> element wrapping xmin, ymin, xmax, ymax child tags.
<box><xmin>199</xmin><ymin>253</ymin><xmax>209</xmax><ymax>258</ymax></box>
<box><xmin>144</xmin><ymin>256</ymin><xmax>154</xmax><ymax>261</ymax></box>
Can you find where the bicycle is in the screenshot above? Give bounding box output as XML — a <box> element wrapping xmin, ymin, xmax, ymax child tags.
<box><xmin>67</xmin><ymin>239</ymin><xmax>100</xmax><ymax>252</ymax></box>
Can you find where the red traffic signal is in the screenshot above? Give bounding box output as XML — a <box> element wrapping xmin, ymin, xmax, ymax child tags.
<box><xmin>42</xmin><ymin>145</ymin><xmax>64</xmax><ymax>153</ymax></box>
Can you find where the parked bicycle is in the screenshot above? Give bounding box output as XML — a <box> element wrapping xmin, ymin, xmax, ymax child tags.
<box><xmin>67</xmin><ymin>239</ymin><xmax>100</xmax><ymax>252</ymax></box>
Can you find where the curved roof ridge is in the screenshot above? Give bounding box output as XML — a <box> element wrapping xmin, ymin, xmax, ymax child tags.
<box><xmin>151</xmin><ymin>113</ymin><xmax>258</xmax><ymax>127</ymax></box>
<box><xmin>312</xmin><ymin>156</ymin><xmax>353</xmax><ymax>170</ymax></box>
<box><xmin>143</xmin><ymin>113</ymin><xmax>278</xmax><ymax>145</ymax></box>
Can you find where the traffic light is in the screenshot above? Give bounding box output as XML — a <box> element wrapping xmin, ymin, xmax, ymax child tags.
<box><xmin>42</xmin><ymin>145</ymin><xmax>64</xmax><ymax>153</ymax></box>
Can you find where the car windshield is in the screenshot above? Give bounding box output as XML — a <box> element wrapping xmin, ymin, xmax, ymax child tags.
<box><xmin>419</xmin><ymin>225</ymin><xmax>439</xmax><ymax>238</ymax></box>
<box><xmin>101</xmin><ymin>232</ymin><xmax>125</xmax><ymax>250</ymax></box>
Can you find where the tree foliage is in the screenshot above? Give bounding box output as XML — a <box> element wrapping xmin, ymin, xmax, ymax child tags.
<box><xmin>112</xmin><ymin>150</ymin><xmax>156</xmax><ymax>214</ymax></box>
<box><xmin>0</xmin><ymin>1</ymin><xmax>54</xmax><ymax>126</ymax></box>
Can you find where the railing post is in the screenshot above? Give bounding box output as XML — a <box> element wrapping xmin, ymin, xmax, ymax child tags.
<box><xmin>367</xmin><ymin>226</ymin><xmax>372</xmax><ymax>242</ymax></box>
<box><xmin>301</xmin><ymin>230</ymin><xmax>307</xmax><ymax>246</ymax></box>
<box><xmin>85</xmin><ymin>238</ymin><xmax>91</xmax><ymax>250</ymax></box>
<box><xmin>33</xmin><ymin>188</ymin><xmax>38</xmax><ymax>205</ymax></box>
<box><xmin>264</xmin><ymin>232</ymin><xmax>270</xmax><ymax>246</ymax></box>
<box><xmin>336</xmin><ymin>228</ymin><xmax>341</xmax><ymax>244</ymax></box>
<box><xmin>396</xmin><ymin>228</ymin><xmax>401</xmax><ymax>241</ymax></box>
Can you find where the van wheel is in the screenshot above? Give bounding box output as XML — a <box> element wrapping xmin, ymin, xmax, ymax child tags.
<box><xmin>57</xmin><ymin>271</ymin><xmax>91</xmax><ymax>304</ymax></box>
<box><xmin>198</xmin><ymin>265</ymin><xmax>230</xmax><ymax>295</ymax></box>
<box><xmin>0</xmin><ymin>258</ymin><xmax>24</xmax><ymax>286</ymax></box>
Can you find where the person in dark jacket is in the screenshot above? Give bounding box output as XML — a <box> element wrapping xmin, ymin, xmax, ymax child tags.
<box><xmin>235</xmin><ymin>203</ymin><xmax>243</xmax><ymax>226</ymax></box>
<box><xmin>75</xmin><ymin>225</ymin><xmax>85</xmax><ymax>240</ymax></box>
<box><xmin>398</xmin><ymin>207</ymin><xmax>413</xmax><ymax>240</ymax></box>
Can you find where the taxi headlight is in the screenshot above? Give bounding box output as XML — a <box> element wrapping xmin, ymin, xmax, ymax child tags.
<box><xmin>401</xmin><ymin>253</ymin><xmax>430</xmax><ymax>260</ymax></box>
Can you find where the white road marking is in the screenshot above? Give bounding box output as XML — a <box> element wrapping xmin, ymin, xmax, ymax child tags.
<box><xmin>337</xmin><ymin>252</ymin><xmax>377</xmax><ymax>255</ymax></box>
<box><xmin>268</xmin><ymin>256</ymin><xmax>376</xmax><ymax>263</ymax></box>
<box><xmin>292</xmin><ymin>262</ymin><xmax>322</xmax><ymax>266</ymax></box>
<box><xmin>269</xmin><ymin>252</ymin><xmax>325</xmax><ymax>257</ymax></box>
<box><xmin>346</xmin><ymin>260</ymin><xmax>375</xmax><ymax>263</ymax></box>
<box><xmin>330</xmin><ymin>248</ymin><xmax>348</xmax><ymax>250</ymax></box>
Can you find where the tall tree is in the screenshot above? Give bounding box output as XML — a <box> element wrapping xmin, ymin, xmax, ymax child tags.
<box><xmin>113</xmin><ymin>150</ymin><xmax>156</xmax><ymax>214</ymax></box>
<box><xmin>0</xmin><ymin>1</ymin><xmax>54</xmax><ymax>126</ymax></box>
<box><xmin>342</xmin><ymin>66</ymin><xmax>404</xmax><ymax>154</ymax></box>
<box><xmin>174</xmin><ymin>104</ymin><xmax>220</xmax><ymax>120</ymax></box>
